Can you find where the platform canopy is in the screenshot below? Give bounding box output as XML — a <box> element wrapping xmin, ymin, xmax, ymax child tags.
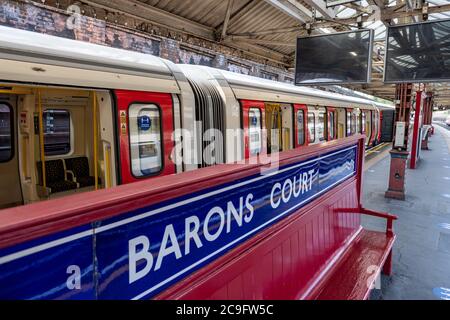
<box><xmin>42</xmin><ymin>0</ymin><xmax>450</xmax><ymax>106</ymax></box>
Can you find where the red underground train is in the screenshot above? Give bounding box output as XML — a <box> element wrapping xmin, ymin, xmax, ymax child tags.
<box><xmin>0</xmin><ymin>26</ymin><xmax>396</xmax><ymax>300</ymax></box>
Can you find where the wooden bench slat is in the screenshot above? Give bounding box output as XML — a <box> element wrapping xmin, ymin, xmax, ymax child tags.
<box><xmin>317</xmin><ymin>229</ymin><xmax>395</xmax><ymax>300</ymax></box>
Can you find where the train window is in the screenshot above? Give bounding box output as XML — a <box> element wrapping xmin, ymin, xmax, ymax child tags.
<box><xmin>355</xmin><ymin>112</ymin><xmax>360</xmax><ymax>134</ymax></box>
<box><xmin>129</xmin><ymin>103</ymin><xmax>162</xmax><ymax>177</ymax></box>
<box><xmin>346</xmin><ymin>111</ymin><xmax>352</xmax><ymax>136</ymax></box>
<box><xmin>296</xmin><ymin>110</ymin><xmax>305</xmax><ymax>145</ymax></box>
<box><xmin>361</xmin><ymin>112</ymin><xmax>366</xmax><ymax>133</ymax></box>
<box><xmin>329</xmin><ymin>111</ymin><xmax>335</xmax><ymax>140</ymax></box>
<box><xmin>248</xmin><ymin>108</ymin><xmax>262</xmax><ymax>155</ymax></box>
<box><xmin>318</xmin><ymin>112</ymin><xmax>326</xmax><ymax>141</ymax></box>
<box><xmin>351</xmin><ymin>112</ymin><xmax>357</xmax><ymax>134</ymax></box>
<box><xmin>0</xmin><ymin>103</ymin><xmax>12</xmax><ymax>162</ymax></box>
<box><xmin>307</xmin><ymin>112</ymin><xmax>315</xmax><ymax>143</ymax></box>
<box><xmin>43</xmin><ymin>109</ymin><xmax>71</xmax><ymax>156</ymax></box>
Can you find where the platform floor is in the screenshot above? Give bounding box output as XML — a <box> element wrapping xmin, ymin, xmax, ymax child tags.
<box><xmin>362</xmin><ymin>125</ymin><xmax>450</xmax><ymax>300</ymax></box>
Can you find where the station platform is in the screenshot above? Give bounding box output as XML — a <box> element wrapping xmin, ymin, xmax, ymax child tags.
<box><xmin>362</xmin><ymin>125</ymin><xmax>450</xmax><ymax>300</ymax></box>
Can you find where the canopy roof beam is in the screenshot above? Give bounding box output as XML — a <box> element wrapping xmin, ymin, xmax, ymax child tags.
<box><xmin>264</xmin><ymin>0</ymin><xmax>312</xmax><ymax>23</ymax></box>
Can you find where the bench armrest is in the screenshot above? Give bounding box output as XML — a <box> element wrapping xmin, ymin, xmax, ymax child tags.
<box><xmin>334</xmin><ymin>207</ymin><xmax>398</xmax><ymax>236</ymax></box>
<box><xmin>359</xmin><ymin>207</ymin><xmax>397</xmax><ymax>237</ymax></box>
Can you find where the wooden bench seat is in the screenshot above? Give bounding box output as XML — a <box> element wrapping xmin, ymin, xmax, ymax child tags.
<box><xmin>317</xmin><ymin>229</ymin><xmax>395</xmax><ymax>300</ymax></box>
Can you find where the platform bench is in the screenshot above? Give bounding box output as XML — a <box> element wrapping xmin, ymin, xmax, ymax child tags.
<box><xmin>0</xmin><ymin>135</ymin><xmax>397</xmax><ymax>300</ymax></box>
<box><xmin>315</xmin><ymin>208</ymin><xmax>397</xmax><ymax>300</ymax></box>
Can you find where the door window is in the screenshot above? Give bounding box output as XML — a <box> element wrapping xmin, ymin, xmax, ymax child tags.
<box><xmin>248</xmin><ymin>108</ymin><xmax>262</xmax><ymax>155</ymax></box>
<box><xmin>318</xmin><ymin>112</ymin><xmax>326</xmax><ymax>141</ymax></box>
<box><xmin>346</xmin><ymin>111</ymin><xmax>352</xmax><ymax>136</ymax></box>
<box><xmin>361</xmin><ymin>112</ymin><xmax>366</xmax><ymax>133</ymax></box>
<box><xmin>328</xmin><ymin>111</ymin><xmax>335</xmax><ymax>140</ymax></box>
<box><xmin>129</xmin><ymin>104</ymin><xmax>162</xmax><ymax>177</ymax></box>
<box><xmin>296</xmin><ymin>110</ymin><xmax>305</xmax><ymax>146</ymax></box>
<box><xmin>308</xmin><ymin>112</ymin><xmax>315</xmax><ymax>143</ymax></box>
<box><xmin>0</xmin><ymin>104</ymin><xmax>12</xmax><ymax>162</ymax></box>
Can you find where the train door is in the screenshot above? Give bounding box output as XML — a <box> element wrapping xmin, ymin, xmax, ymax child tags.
<box><xmin>346</xmin><ymin>109</ymin><xmax>351</xmax><ymax>136</ymax></box>
<box><xmin>327</xmin><ymin>107</ymin><xmax>337</xmax><ymax>141</ymax></box>
<box><xmin>364</xmin><ymin>110</ymin><xmax>372</xmax><ymax>145</ymax></box>
<box><xmin>0</xmin><ymin>94</ymin><xmax>22</xmax><ymax>208</ymax></box>
<box><xmin>346</xmin><ymin>108</ymin><xmax>358</xmax><ymax>136</ymax></box>
<box><xmin>317</xmin><ymin>107</ymin><xmax>327</xmax><ymax>142</ymax></box>
<box><xmin>376</xmin><ymin>109</ymin><xmax>382</xmax><ymax>143</ymax></box>
<box><xmin>115</xmin><ymin>90</ymin><xmax>175</xmax><ymax>184</ymax></box>
<box><xmin>307</xmin><ymin>109</ymin><xmax>315</xmax><ymax>144</ymax></box>
<box><xmin>306</xmin><ymin>107</ymin><xmax>326</xmax><ymax>145</ymax></box>
<box><xmin>293</xmin><ymin>104</ymin><xmax>307</xmax><ymax>147</ymax></box>
<box><xmin>354</xmin><ymin>108</ymin><xmax>361</xmax><ymax>134</ymax></box>
<box><xmin>265</xmin><ymin>103</ymin><xmax>282</xmax><ymax>154</ymax></box>
<box><xmin>360</xmin><ymin>110</ymin><xmax>366</xmax><ymax>144</ymax></box>
<box><xmin>337</xmin><ymin>108</ymin><xmax>346</xmax><ymax>139</ymax></box>
<box><xmin>281</xmin><ymin>104</ymin><xmax>293</xmax><ymax>151</ymax></box>
<box><xmin>241</xmin><ymin>100</ymin><xmax>265</xmax><ymax>159</ymax></box>
<box><xmin>372</xmin><ymin>110</ymin><xmax>379</xmax><ymax>145</ymax></box>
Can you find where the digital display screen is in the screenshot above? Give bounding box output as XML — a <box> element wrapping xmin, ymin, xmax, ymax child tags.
<box><xmin>384</xmin><ymin>19</ymin><xmax>450</xmax><ymax>83</ymax></box>
<box><xmin>295</xmin><ymin>29</ymin><xmax>373</xmax><ymax>85</ymax></box>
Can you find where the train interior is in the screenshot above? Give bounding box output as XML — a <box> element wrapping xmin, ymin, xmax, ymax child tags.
<box><xmin>0</xmin><ymin>85</ymin><xmax>116</xmax><ymax>209</ymax></box>
<box><xmin>265</xmin><ymin>103</ymin><xmax>293</xmax><ymax>153</ymax></box>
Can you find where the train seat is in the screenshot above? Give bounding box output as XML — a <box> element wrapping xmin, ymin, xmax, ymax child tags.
<box><xmin>36</xmin><ymin>159</ymin><xmax>78</xmax><ymax>194</ymax></box>
<box><xmin>64</xmin><ymin>156</ymin><xmax>101</xmax><ymax>188</ymax></box>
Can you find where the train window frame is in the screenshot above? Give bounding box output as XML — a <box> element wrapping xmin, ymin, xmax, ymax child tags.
<box><xmin>42</xmin><ymin>109</ymin><xmax>73</xmax><ymax>158</ymax></box>
<box><xmin>128</xmin><ymin>102</ymin><xmax>164</xmax><ymax>178</ymax></box>
<box><xmin>296</xmin><ymin>109</ymin><xmax>306</xmax><ymax>146</ymax></box>
<box><xmin>0</xmin><ymin>102</ymin><xmax>13</xmax><ymax>163</ymax></box>
<box><xmin>307</xmin><ymin>112</ymin><xmax>315</xmax><ymax>143</ymax></box>
<box><xmin>248</xmin><ymin>107</ymin><xmax>262</xmax><ymax>156</ymax></box>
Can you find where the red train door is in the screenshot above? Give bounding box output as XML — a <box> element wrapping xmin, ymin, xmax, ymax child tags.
<box><xmin>327</xmin><ymin>107</ymin><xmax>336</xmax><ymax>141</ymax></box>
<box><xmin>294</xmin><ymin>104</ymin><xmax>308</xmax><ymax>147</ymax></box>
<box><xmin>241</xmin><ymin>100</ymin><xmax>266</xmax><ymax>159</ymax></box>
<box><xmin>115</xmin><ymin>90</ymin><xmax>175</xmax><ymax>184</ymax></box>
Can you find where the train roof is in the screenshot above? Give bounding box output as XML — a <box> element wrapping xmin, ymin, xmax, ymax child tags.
<box><xmin>205</xmin><ymin>67</ymin><xmax>388</xmax><ymax>109</ymax></box>
<box><xmin>373</xmin><ymin>101</ymin><xmax>395</xmax><ymax>110</ymax></box>
<box><xmin>0</xmin><ymin>26</ymin><xmax>180</xmax><ymax>93</ymax></box>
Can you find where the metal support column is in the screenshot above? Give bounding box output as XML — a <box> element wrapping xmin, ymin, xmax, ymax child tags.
<box><xmin>385</xmin><ymin>83</ymin><xmax>413</xmax><ymax>200</ymax></box>
<box><xmin>410</xmin><ymin>90</ymin><xmax>423</xmax><ymax>169</ymax></box>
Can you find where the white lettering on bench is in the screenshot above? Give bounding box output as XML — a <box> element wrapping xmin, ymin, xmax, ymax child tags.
<box><xmin>128</xmin><ymin>193</ymin><xmax>255</xmax><ymax>284</ymax></box>
<box><xmin>270</xmin><ymin>169</ymin><xmax>315</xmax><ymax>209</ymax></box>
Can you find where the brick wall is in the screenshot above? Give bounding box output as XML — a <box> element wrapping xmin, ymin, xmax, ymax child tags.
<box><xmin>0</xmin><ymin>0</ymin><xmax>294</xmax><ymax>83</ymax></box>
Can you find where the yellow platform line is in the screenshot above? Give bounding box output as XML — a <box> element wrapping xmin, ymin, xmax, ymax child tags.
<box><xmin>366</xmin><ymin>142</ymin><xmax>389</xmax><ymax>156</ymax></box>
<box><xmin>364</xmin><ymin>143</ymin><xmax>392</xmax><ymax>171</ymax></box>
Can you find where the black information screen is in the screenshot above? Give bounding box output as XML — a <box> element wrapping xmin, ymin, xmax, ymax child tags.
<box><xmin>295</xmin><ymin>29</ymin><xmax>373</xmax><ymax>85</ymax></box>
<box><xmin>385</xmin><ymin>19</ymin><xmax>450</xmax><ymax>83</ymax></box>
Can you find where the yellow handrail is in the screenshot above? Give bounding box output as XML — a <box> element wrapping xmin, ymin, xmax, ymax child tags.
<box><xmin>37</xmin><ymin>89</ymin><xmax>46</xmax><ymax>188</ymax></box>
<box><xmin>105</xmin><ymin>145</ymin><xmax>111</xmax><ymax>188</ymax></box>
<box><xmin>93</xmin><ymin>92</ymin><xmax>98</xmax><ymax>190</ymax></box>
<box><xmin>22</xmin><ymin>136</ymin><xmax>29</xmax><ymax>179</ymax></box>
